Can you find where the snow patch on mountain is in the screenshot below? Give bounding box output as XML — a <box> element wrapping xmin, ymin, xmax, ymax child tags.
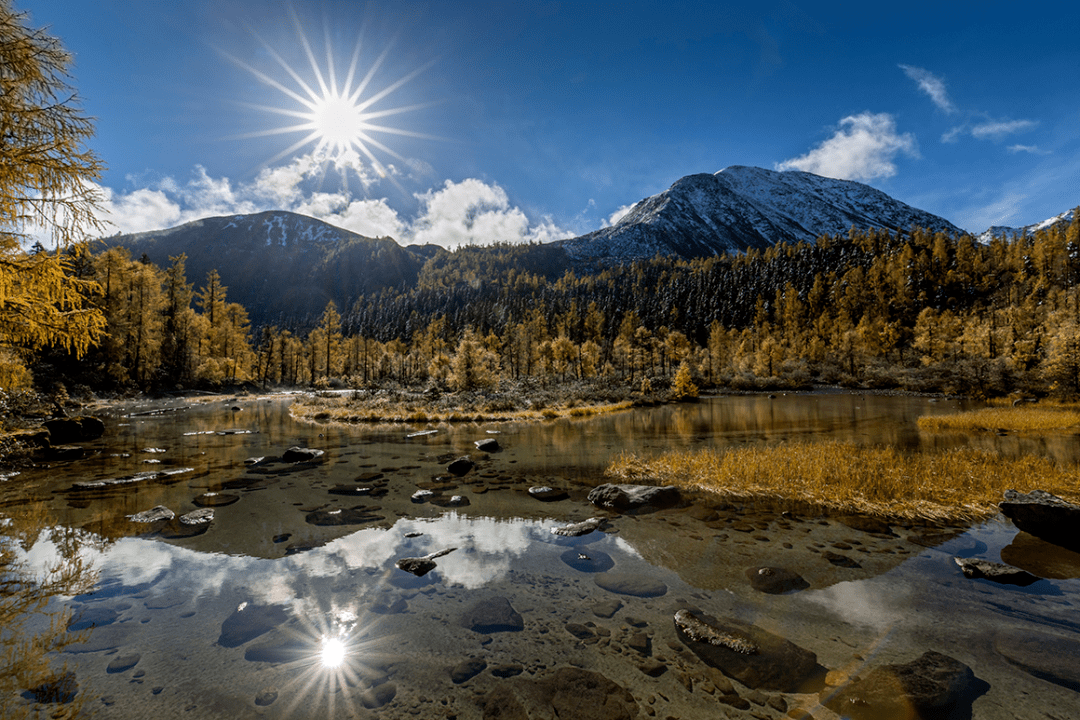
<box><xmin>977</xmin><ymin>207</ymin><xmax>1076</xmax><ymax>243</ymax></box>
<box><xmin>559</xmin><ymin>166</ymin><xmax>964</xmax><ymax>263</ymax></box>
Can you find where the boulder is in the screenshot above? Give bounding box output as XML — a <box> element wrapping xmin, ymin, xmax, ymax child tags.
<box><xmin>745</xmin><ymin>566</ymin><xmax>810</xmax><ymax>594</ymax></box>
<box><xmin>588</xmin><ymin>483</ymin><xmax>680</xmax><ymax>511</ymax></box>
<box><xmin>475</xmin><ymin>438</ymin><xmax>501</xmax><ymax>452</ymax></box>
<box><xmin>451</xmin><ymin>659</ymin><xmax>487</xmax><ymax>684</ymax></box>
<box><xmin>821</xmin><ymin>650</ymin><xmax>975</xmax><ymax>720</ymax></box>
<box><xmin>459</xmin><ymin>596</ymin><xmax>524</xmax><ymax>633</ymax></box>
<box><xmin>282</xmin><ymin>446</ymin><xmax>323</xmax><ymax>463</ymax></box>
<box><xmin>674</xmin><ymin>610</ymin><xmax>822</xmax><ymax>692</ymax></box>
<box><xmin>448</xmin><ymin>456</ymin><xmax>474</xmax><ymax>476</ymax></box>
<box><xmin>44</xmin><ymin>416</ymin><xmax>104</xmax><ymax>444</ymax></box>
<box><xmin>954</xmin><ymin>557</ymin><xmax>1039</xmax><ymax>586</ymax></box>
<box><xmin>128</xmin><ymin>505</ymin><xmax>174</xmax><ymax>523</ymax></box>
<box><xmin>179</xmin><ymin>508</ymin><xmax>214</xmax><ymax>526</ymax></box>
<box><xmin>999</xmin><ymin>489</ymin><xmax>1080</xmax><ymax>552</ymax></box>
<box><xmin>561</xmin><ymin>548</ymin><xmax>615</xmax><ymax>573</ymax></box>
<box><xmin>552</xmin><ymin>517</ymin><xmax>605</xmax><ymax>537</ymax></box>
<box><xmin>396</xmin><ymin>547</ymin><xmax>456</xmax><ymax>577</ymax></box>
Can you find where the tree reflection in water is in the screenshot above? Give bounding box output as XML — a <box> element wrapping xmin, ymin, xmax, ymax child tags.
<box><xmin>1</xmin><ymin>503</ymin><xmax>98</xmax><ymax>718</ymax></box>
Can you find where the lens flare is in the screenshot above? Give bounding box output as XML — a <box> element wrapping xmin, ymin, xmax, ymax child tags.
<box><xmin>320</xmin><ymin>636</ymin><xmax>347</xmax><ymax>668</ymax></box>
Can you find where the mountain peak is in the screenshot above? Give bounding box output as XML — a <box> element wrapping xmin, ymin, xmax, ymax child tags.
<box><xmin>562</xmin><ymin>166</ymin><xmax>963</xmax><ymax>263</ymax></box>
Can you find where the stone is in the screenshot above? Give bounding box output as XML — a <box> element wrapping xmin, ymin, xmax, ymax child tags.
<box><xmin>491</xmin><ymin>664</ymin><xmax>524</xmax><ymax>678</ymax></box>
<box><xmin>254</xmin><ymin>688</ymin><xmax>278</xmax><ymax>706</ymax></box>
<box><xmin>459</xmin><ymin>596</ymin><xmax>524</xmax><ymax>633</ymax></box>
<box><xmin>282</xmin><ymin>446</ymin><xmax>323</xmax><ymax>463</ymax></box>
<box><xmin>451</xmin><ymin>659</ymin><xmax>487</xmax><ymax>684</ymax></box>
<box><xmin>475</xmin><ymin>438</ymin><xmax>501</xmax><ymax>452</ymax></box>
<box><xmin>588</xmin><ymin>483</ymin><xmax>681</xmax><ymax>511</ymax></box>
<box><xmin>328</xmin><ymin>485</ymin><xmax>372</xmax><ymax>497</ymax></box>
<box><xmin>448</xmin><ymin>456</ymin><xmax>474</xmax><ymax>476</ymax></box>
<box><xmin>627</xmin><ymin>632</ymin><xmax>650</xmax><ymax>655</ymax></box>
<box><xmin>954</xmin><ymin>557</ymin><xmax>1039</xmax><ymax>586</ymax></box>
<box><xmin>595</xmin><ymin>572</ymin><xmax>667</xmax><ymax>597</ymax></box>
<box><xmin>106</xmin><ymin>654</ymin><xmax>141</xmax><ymax>673</ymax></box>
<box><xmin>1000</xmin><ymin>530</ymin><xmax>1080</xmax><ymax>579</ymax></box>
<box><xmin>592</xmin><ymin>600</ymin><xmax>623</xmax><ymax>618</ymax></box>
<box><xmin>218</xmin><ymin>603</ymin><xmax>289</xmax><ymax>648</ymax></box>
<box><xmin>179</xmin><ymin>508</ymin><xmax>214</xmax><ymax>526</ymax></box>
<box><xmin>994</xmin><ymin>628</ymin><xmax>1080</xmax><ymax>692</ymax></box>
<box><xmin>565</xmin><ymin>623</ymin><xmax>595</xmax><ymax>640</ymax></box>
<box><xmin>193</xmin><ymin>492</ymin><xmax>239</xmax><ymax>507</ymax></box>
<box><xmin>561</xmin><ymin>548</ymin><xmax>615</xmax><ymax>573</ymax></box>
<box><xmin>305</xmin><ymin>506</ymin><xmax>384</xmax><ymax>526</ymax></box>
<box><xmin>552</xmin><ymin>517</ymin><xmax>606</xmax><ymax>537</ymax></box>
<box><xmin>823</xmin><ymin>551</ymin><xmax>861</xmax><ymax>568</ymax></box>
<box><xmin>128</xmin><ymin>505</ymin><xmax>174</xmax><ymax>523</ymax></box>
<box><xmin>529</xmin><ymin>486</ymin><xmax>569</xmax><ymax>502</ymax></box>
<box><xmin>639</xmin><ymin>660</ymin><xmax>667</xmax><ymax>676</ymax></box>
<box><xmin>674</xmin><ymin>610</ymin><xmax>822</xmax><ymax>693</ymax></box>
<box><xmin>837</xmin><ymin>515</ymin><xmax>895</xmax><ymax>536</ymax></box>
<box><xmin>44</xmin><ymin>416</ymin><xmax>104</xmax><ymax>444</ymax></box>
<box><xmin>396</xmin><ymin>547</ymin><xmax>456</xmax><ymax>577</ymax></box>
<box><xmin>999</xmin><ymin>489</ymin><xmax>1080</xmax><ymax>552</ymax></box>
<box><xmin>67</xmin><ymin>606</ymin><xmax>121</xmax><ymax>631</ymax></box>
<box><xmin>431</xmin><ymin>494</ymin><xmax>470</xmax><ymax>507</ymax></box>
<box><xmin>361</xmin><ymin>682</ymin><xmax>397</xmax><ymax>708</ymax></box>
<box><xmin>542</xmin><ymin>668</ymin><xmax>638</xmax><ymax>720</ymax></box>
<box><xmin>411</xmin><ymin>489</ymin><xmax>434</xmax><ymax>503</ymax></box>
<box><xmin>821</xmin><ymin>650</ymin><xmax>975</xmax><ymax>720</ymax></box>
<box><xmin>746</xmin><ymin>566</ymin><xmax>810</xmax><ymax>594</ymax></box>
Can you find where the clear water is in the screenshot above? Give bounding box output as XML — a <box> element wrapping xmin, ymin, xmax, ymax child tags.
<box><xmin>3</xmin><ymin>393</ymin><xmax>1079</xmax><ymax>719</ymax></box>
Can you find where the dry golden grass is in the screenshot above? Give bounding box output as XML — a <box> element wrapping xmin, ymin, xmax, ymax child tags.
<box><xmin>291</xmin><ymin>393</ymin><xmax>634</xmax><ymax>425</ymax></box>
<box><xmin>918</xmin><ymin>405</ymin><xmax>1080</xmax><ymax>433</ymax></box>
<box><xmin>607</xmin><ymin>442</ymin><xmax>1080</xmax><ymax>522</ymax></box>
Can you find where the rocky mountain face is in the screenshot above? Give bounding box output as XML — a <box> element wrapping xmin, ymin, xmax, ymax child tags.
<box><xmin>978</xmin><ymin>207</ymin><xmax>1077</xmax><ymax>243</ymax></box>
<box><xmin>557</xmin><ymin>166</ymin><xmax>964</xmax><ymax>263</ymax></box>
<box><xmin>105</xmin><ymin>210</ymin><xmax>430</xmax><ymax>327</ymax></box>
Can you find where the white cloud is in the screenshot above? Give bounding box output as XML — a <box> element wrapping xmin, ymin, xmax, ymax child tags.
<box><xmin>943</xmin><ymin>118</ymin><xmax>1039</xmax><ymax>143</ymax></box>
<box><xmin>970</xmin><ymin>119</ymin><xmax>1038</xmax><ymax>140</ymax></box>
<box><xmin>1007</xmin><ymin>144</ymin><xmax>1050</xmax><ymax>155</ymax></box>
<box><xmin>90</xmin><ymin>153</ymin><xmax>571</xmax><ymax>249</ymax></box>
<box><xmin>775</xmin><ymin>112</ymin><xmax>918</xmax><ymax>181</ymax></box>
<box><xmin>606</xmin><ymin>204</ymin><xmax>636</xmax><ymax>227</ymax></box>
<box><xmin>899</xmin><ymin>65</ymin><xmax>956</xmax><ymax>114</ymax></box>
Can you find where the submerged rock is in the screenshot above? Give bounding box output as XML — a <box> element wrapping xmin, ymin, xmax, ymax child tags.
<box><xmin>450</xmin><ymin>659</ymin><xmax>487</xmax><ymax>684</ymax></box>
<box><xmin>595</xmin><ymin>572</ymin><xmax>667</xmax><ymax>598</ymax></box>
<box><xmin>459</xmin><ymin>596</ymin><xmax>524</xmax><ymax>633</ymax></box>
<box><xmin>822</xmin><ymin>650</ymin><xmax>976</xmax><ymax>720</ymax></box>
<box><xmin>529</xmin><ymin>486</ymin><xmax>568</xmax><ymax>502</ymax></box>
<box><xmin>994</xmin><ymin>628</ymin><xmax>1080</xmax><ymax>692</ymax></box>
<box><xmin>305</xmin><ymin>506</ymin><xmax>384</xmax><ymax>526</ymax></box>
<box><xmin>999</xmin><ymin>489</ymin><xmax>1080</xmax><ymax>552</ymax></box>
<box><xmin>954</xmin><ymin>557</ymin><xmax>1039</xmax><ymax>586</ymax></box>
<box><xmin>474</xmin><ymin>438</ymin><xmax>500</xmax><ymax>452</ymax></box>
<box><xmin>218</xmin><ymin>603</ymin><xmax>290</xmax><ymax>648</ymax></box>
<box><xmin>396</xmin><ymin>547</ymin><xmax>456</xmax><ymax>577</ymax></box>
<box><xmin>106</xmin><ymin>654</ymin><xmax>141</xmax><ymax>674</ymax></box>
<box><xmin>588</xmin><ymin>483</ymin><xmax>680</xmax><ymax>511</ymax></box>
<box><xmin>674</xmin><ymin>610</ymin><xmax>822</xmax><ymax>692</ymax></box>
<box><xmin>193</xmin><ymin>492</ymin><xmax>239</xmax><ymax>507</ymax></box>
<box><xmin>561</xmin><ymin>548</ymin><xmax>615</xmax><ymax>573</ymax></box>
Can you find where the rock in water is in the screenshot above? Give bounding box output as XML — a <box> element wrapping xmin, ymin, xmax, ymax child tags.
<box><xmin>954</xmin><ymin>557</ymin><xmax>1039</xmax><ymax>586</ymax></box>
<box><xmin>588</xmin><ymin>483</ymin><xmax>680</xmax><ymax>511</ymax></box>
<box><xmin>529</xmin><ymin>486</ymin><xmax>568</xmax><ymax>502</ymax></box>
<box><xmin>396</xmin><ymin>547</ymin><xmax>456</xmax><ymax>577</ymax></box>
<box><xmin>218</xmin><ymin>603</ymin><xmax>290</xmax><ymax>647</ymax></box>
<box><xmin>674</xmin><ymin>610</ymin><xmax>821</xmax><ymax>692</ymax></box>
<box><xmin>459</xmin><ymin>596</ymin><xmax>524</xmax><ymax>633</ymax></box>
<box><xmin>282</xmin><ymin>446</ymin><xmax>323</xmax><ymax>463</ymax></box>
<box><xmin>999</xmin><ymin>489</ymin><xmax>1080</xmax><ymax>552</ymax></box>
<box><xmin>552</xmin><ymin>517</ymin><xmax>605</xmax><ymax>537</ymax></box>
<box><xmin>128</xmin><ymin>505</ymin><xmax>174</xmax><ymax>523</ymax></box>
<box><xmin>822</xmin><ymin>650</ymin><xmax>975</xmax><ymax>720</ymax></box>
<box><xmin>179</xmin><ymin>508</ymin><xmax>214</xmax><ymax>526</ymax></box>
<box><xmin>447</xmin><ymin>456</ymin><xmax>474</xmax><ymax>476</ymax></box>
<box><xmin>994</xmin><ymin>628</ymin><xmax>1080</xmax><ymax>692</ymax></box>
<box><xmin>474</xmin><ymin>438</ymin><xmax>500</xmax><ymax>452</ymax></box>
<box><xmin>745</xmin><ymin>566</ymin><xmax>810</xmax><ymax>594</ymax></box>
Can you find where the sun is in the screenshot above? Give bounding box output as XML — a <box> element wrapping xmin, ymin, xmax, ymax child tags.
<box><xmin>225</xmin><ymin>8</ymin><xmax>437</xmax><ymax>180</ymax></box>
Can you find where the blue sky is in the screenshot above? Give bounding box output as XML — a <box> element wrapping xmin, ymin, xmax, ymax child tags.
<box><xmin>22</xmin><ymin>0</ymin><xmax>1080</xmax><ymax>245</ymax></box>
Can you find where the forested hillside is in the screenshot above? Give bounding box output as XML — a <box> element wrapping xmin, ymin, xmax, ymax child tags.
<box><xmin>17</xmin><ymin>212</ymin><xmax>1079</xmax><ymax>400</ymax></box>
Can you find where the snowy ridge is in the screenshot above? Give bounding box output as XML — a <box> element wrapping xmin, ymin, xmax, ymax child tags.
<box><xmin>977</xmin><ymin>207</ymin><xmax>1076</xmax><ymax>243</ymax></box>
<box><xmin>558</xmin><ymin>166</ymin><xmax>963</xmax><ymax>263</ymax></box>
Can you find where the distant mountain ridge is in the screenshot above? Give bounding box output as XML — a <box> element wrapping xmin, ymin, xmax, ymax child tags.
<box><xmin>105</xmin><ymin>210</ymin><xmax>431</xmax><ymax>326</ymax></box>
<box><xmin>977</xmin><ymin>207</ymin><xmax>1077</xmax><ymax>243</ymax></box>
<box><xmin>556</xmin><ymin>166</ymin><xmax>965</xmax><ymax>263</ymax></box>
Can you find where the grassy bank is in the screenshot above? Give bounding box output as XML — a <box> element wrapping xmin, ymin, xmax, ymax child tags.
<box><xmin>290</xmin><ymin>381</ymin><xmax>643</xmax><ymax>425</ymax></box>
<box><xmin>607</xmin><ymin>442</ymin><xmax>1080</xmax><ymax>522</ymax></box>
<box><xmin>917</xmin><ymin>403</ymin><xmax>1080</xmax><ymax>433</ymax></box>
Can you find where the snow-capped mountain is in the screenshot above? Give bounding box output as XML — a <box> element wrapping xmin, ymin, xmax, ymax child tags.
<box><xmin>558</xmin><ymin>166</ymin><xmax>964</xmax><ymax>262</ymax></box>
<box><xmin>977</xmin><ymin>207</ymin><xmax>1077</xmax><ymax>243</ymax></box>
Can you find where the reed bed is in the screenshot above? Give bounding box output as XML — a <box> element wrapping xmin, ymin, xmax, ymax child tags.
<box><xmin>607</xmin><ymin>442</ymin><xmax>1080</xmax><ymax>522</ymax></box>
<box><xmin>917</xmin><ymin>405</ymin><xmax>1080</xmax><ymax>433</ymax></box>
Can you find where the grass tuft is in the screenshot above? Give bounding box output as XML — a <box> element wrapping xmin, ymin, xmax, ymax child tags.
<box><xmin>918</xmin><ymin>405</ymin><xmax>1080</xmax><ymax>433</ymax></box>
<box><xmin>607</xmin><ymin>441</ymin><xmax>1080</xmax><ymax>522</ymax></box>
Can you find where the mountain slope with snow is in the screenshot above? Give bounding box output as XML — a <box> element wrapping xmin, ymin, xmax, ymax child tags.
<box><xmin>558</xmin><ymin>166</ymin><xmax>964</xmax><ymax>263</ymax></box>
<box><xmin>978</xmin><ymin>207</ymin><xmax>1077</xmax><ymax>243</ymax></box>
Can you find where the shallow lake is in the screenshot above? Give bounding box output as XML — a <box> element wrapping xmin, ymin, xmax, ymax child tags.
<box><xmin>3</xmin><ymin>392</ymin><xmax>1080</xmax><ymax>719</ymax></box>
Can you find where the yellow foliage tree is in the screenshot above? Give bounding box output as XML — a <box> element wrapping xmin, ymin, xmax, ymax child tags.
<box><xmin>0</xmin><ymin>4</ymin><xmax>105</xmax><ymax>388</ymax></box>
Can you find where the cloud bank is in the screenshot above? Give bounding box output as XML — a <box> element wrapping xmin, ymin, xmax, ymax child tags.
<box><xmin>899</xmin><ymin>65</ymin><xmax>956</xmax><ymax>114</ymax></box>
<box><xmin>95</xmin><ymin>154</ymin><xmax>571</xmax><ymax>249</ymax></box>
<box><xmin>942</xmin><ymin>118</ymin><xmax>1039</xmax><ymax>143</ymax></box>
<box><xmin>775</xmin><ymin>112</ymin><xmax>918</xmax><ymax>181</ymax></box>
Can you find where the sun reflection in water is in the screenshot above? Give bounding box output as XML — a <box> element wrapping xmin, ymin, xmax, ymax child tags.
<box><xmin>320</xmin><ymin>635</ymin><xmax>347</xmax><ymax>668</ymax></box>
